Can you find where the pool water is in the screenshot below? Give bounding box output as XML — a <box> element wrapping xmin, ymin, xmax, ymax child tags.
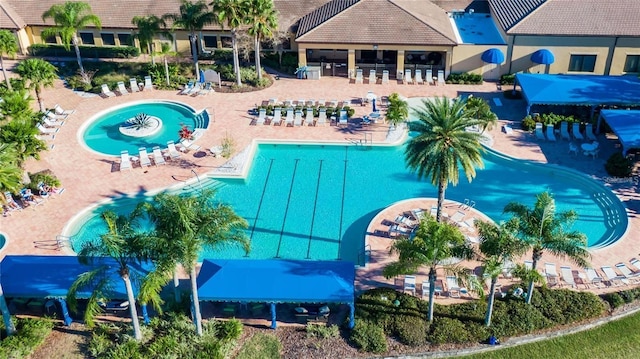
<box><xmin>81</xmin><ymin>101</ymin><xmax>208</xmax><ymax>156</ymax></box>
<box><xmin>451</xmin><ymin>12</ymin><xmax>505</xmax><ymax>45</ymax></box>
<box><xmin>68</xmin><ymin>142</ymin><xmax>627</xmax><ymax>265</ymax></box>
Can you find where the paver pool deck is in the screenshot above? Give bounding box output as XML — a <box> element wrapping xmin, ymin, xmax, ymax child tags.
<box><xmin>1</xmin><ymin>65</ymin><xmax>639</xmax><ymax>297</ymax></box>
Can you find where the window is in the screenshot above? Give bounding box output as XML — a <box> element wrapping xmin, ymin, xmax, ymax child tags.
<box><xmin>101</xmin><ymin>33</ymin><xmax>115</xmax><ymax>46</ymax></box>
<box><xmin>568</xmin><ymin>55</ymin><xmax>596</xmax><ymax>72</ymax></box>
<box><xmin>117</xmin><ymin>33</ymin><xmax>132</xmax><ymax>46</ymax></box>
<box><xmin>79</xmin><ymin>32</ymin><xmax>95</xmax><ymax>45</ymax></box>
<box><xmin>43</xmin><ymin>35</ymin><xmax>57</xmax><ymax>44</ymax></box>
<box><xmin>221</xmin><ymin>36</ymin><xmax>232</xmax><ymax>48</ymax></box>
<box><xmin>203</xmin><ymin>35</ymin><xmax>217</xmax><ymax>48</ymax></box>
<box><xmin>624</xmin><ymin>55</ymin><xmax>640</xmax><ymax>72</ymax></box>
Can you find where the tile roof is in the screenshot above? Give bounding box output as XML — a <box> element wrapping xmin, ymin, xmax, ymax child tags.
<box><xmin>488</xmin><ymin>0</ymin><xmax>545</xmax><ymax>31</ymax></box>
<box><xmin>274</xmin><ymin>0</ymin><xmax>329</xmax><ymax>33</ymax></box>
<box><xmin>297</xmin><ymin>0</ymin><xmax>359</xmax><ymax>37</ymax></box>
<box><xmin>0</xmin><ymin>0</ymin><xmax>25</xmax><ymax>30</ymax></box>
<box><xmin>296</xmin><ymin>0</ymin><xmax>457</xmax><ymax>46</ymax></box>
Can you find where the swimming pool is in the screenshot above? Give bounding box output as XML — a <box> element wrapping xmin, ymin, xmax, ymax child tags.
<box><xmin>66</xmin><ymin>140</ymin><xmax>627</xmax><ymax>265</ymax></box>
<box><xmin>79</xmin><ymin>100</ymin><xmax>209</xmax><ymax>156</ymax></box>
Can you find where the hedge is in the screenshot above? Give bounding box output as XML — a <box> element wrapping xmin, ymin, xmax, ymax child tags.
<box><xmin>29</xmin><ymin>44</ymin><xmax>140</xmax><ymax>59</ymax></box>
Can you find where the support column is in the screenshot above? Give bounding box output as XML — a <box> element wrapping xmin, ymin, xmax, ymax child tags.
<box><xmin>141</xmin><ymin>304</ymin><xmax>150</xmax><ymax>325</ymax></box>
<box><xmin>445</xmin><ymin>49</ymin><xmax>453</xmax><ymax>76</ymax></box>
<box><xmin>298</xmin><ymin>48</ymin><xmax>307</xmax><ymax>67</ymax></box>
<box><xmin>396</xmin><ymin>50</ymin><xmax>405</xmax><ymax>78</ymax></box>
<box><xmin>347</xmin><ymin>49</ymin><xmax>356</xmax><ymax>79</ymax></box>
<box><xmin>348</xmin><ymin>302</ymin><xmax>355</xmax><ymax>329</ymax></box>
<box><xmin>270</xmin><ymin>303</ymin><xmax>277</xmax><ymax>329</ymax></box>
<box><xmin>56</xmin><ymin>298</ymin><xmax>73</xmax><ymax>326</ymax></box>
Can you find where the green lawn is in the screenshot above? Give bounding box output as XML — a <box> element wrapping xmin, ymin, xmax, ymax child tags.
<box><xmin>461</xmin><ymin>311</ymin><xmax>640</xmax><ymax>359</ymax></box>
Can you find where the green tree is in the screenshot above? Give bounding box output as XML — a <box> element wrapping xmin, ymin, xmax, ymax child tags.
<box><xmin>382</xmin><ymin>217</ymin><xmax>474</xmax><ymax>321</ymax></box>
<box><xmin>67</xmin><ymin>210</ymin><xmax>162</xmax><ymax>341</ymax></box>
<box><xmin>154</xmin><ymin>42</ymin><xmax>178</xmax><ymax>86</ymax></box>
<box><xmin>385</xmin><ymin>92</ymin><xmax>409</xmax><ymax>127</ymax></box>
<box><xmin>245</xmin><ymin>0</ymin><xmax>278</xmax><ymax>80</ymax></box>
<box><xmin>131</xmin><ymin>15</ymin><xmax>170</xmax><ymax>65</ymax></box>
<box><xmin>164</xmin><ymin>0</ymin><xmax>216</xmax><ymax>81</ymax></box>
<box><xmin>212</xmin><ymin>0</ymin><xmax>248</xmax><ymax>86</ymax></box>
<box><xmin>138</xmin><ymin>190</ymin><xmax>250</xmax><ymax>335</ymax></box>
<box><xmin>0</xmin><ymin>30</ymin><xmax>18</xmax><ymax>91</ymax></box>
<box><xmin>0</xmin><ymin>118</ymin><xmax>47</xmax><ymax>165</ymax></box>
<box><xmin>41</xmin><ymin>1</ymin><xmax>101</xmax><ymax>85</ymax></box>
<box><xmin>15</xmin><ymin>59</ymin><xmax>57</xmax><ymax>113</ymax></box>
<box><xmin>476</xmin><ymin>219</ymin><xmax>527</xmax><ymax>326</ymax></box>
<box><xmin>464</xmin><ymin>96</ymin><xmax>498</xmax><ymax>133</ymax></box>
<box><xmin>503</xmin><ymin>191</ymin><xmax>590</xmax><ymax>304</ymax></box>
<box><xmin>0</xmin><ymin>143</ymin><xmax>22</xmax><ymax>193</ymax></box>
<box><xmin>405</xmin><ymin>97</ymin><xmax>485</xmax><ymax>222</ymax></box>
<box><xmin>0</xmin><ymin>89</ymin><xmax>33</xmax><ymax>122</ymax></box>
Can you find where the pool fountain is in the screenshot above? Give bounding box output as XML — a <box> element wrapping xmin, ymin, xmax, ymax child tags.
<box><xmin>118</xmin><ymin>113</ymin><xmax>163</xmax><ymax>137</ymax></box>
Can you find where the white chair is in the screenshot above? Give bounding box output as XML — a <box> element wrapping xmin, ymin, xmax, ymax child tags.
<box><xmin>198</xmin><ymin>82</ymin><xmax>213</xmax><ymax>96</ymax></box>
<box><xmin>54</xmin><ymin>104</ymin><xmax>74</xmax><ymax>116</ymax></box>
<box><xmin>601</xmin><ymin>266</ymin><xmax>628</xmax><ymax>286</ymax></box>
<box><xmin>535</xmin><ymin>123</ymin><xmax>545</xmax><ymax>140</ymax></box>
<box><xmin>585</xmin><ymin>268</ymin><xmax>605</xmax><ymax>288</ymax></box>
<box><xmin>152</xmin><ymin>146</ymin><xmax>166</xmax><ymax>166</ymax></box>
<box><xmin>355</xmin><ymin>69</ymin><xmax>363</xmax><ymax>84</ymax></box>
<box><xmin>630</xmin><ymin>259</ymin><xmax>640</xmax><ymax>272</ymax></box>
<box><xmin>546</xmin><ymin>125</ymin><xmax>556</xmax><ymax>141</ymax></box>
<box><xmin>143</xmin><ymin>75</ymin><xmax>153</xmax><ymax>90</ymax></box>
<box><xmin>450</xmin><ymin>210</ymin><xmax>465</xmax><ymax>223</ymax></box>
<box><xmin>255</xmin><ymin>108</ymin><xmax>267</xmax><ymax>125</ymax></box>
<box><xmin>381</xmin><ymin>70</ymin><xmax>389</xmax><ymax>84</ymax></box>
<box><xmin>305</xmin><ymin>108</ymin><xmax>315</xmax><ymax>126</ymax></box>
<box><xmin>101</xmin><ymin>84</ymin><xmax>116</xmax><ymax>98</ymax></box>
<box><xmin>572</xmin><ymin>123</ymin><xmax>584</xmax><ymax>140</ymax></box>
<box><xmin>426</xmin><ymin>69</ymin><xmax>433</xmax><ymax>85</ymax></box>
<box><xmin>180</xmin><ymin>80</ymin><xmax>194</xmax><ymax>95</ymax></box>
<box><xmin>615</xmin><ymin>263</ymin><xmax>640</xmax><ymax>283</ymax></box>
<box><xmin>284</xmin><ymin>108</ymin><xmax>294</xmax><ymax>127</ymax></box>
<box><xmin>129</xmin><ymin>78</ymin><xmax>140</xmax><ymax>93</ymax></box>
<box><xmin>404</xmin><ymin>69</ymin><xmax>412</xmax><ymax>84</ymax></box>
<box><xmin>165</xmin><ymin>141</ymin><xmax>181</xmax><ymax>160</ymax></box>
<box><xmin>46</xmin><ymin>110</ymin><xmax>66</xmax><ymax>121</ymax></box>
<box><xmin>437</xmin><ymin>70</ymin><xmax>445</xmax><ymax>85</ymax></box>
<box><xmin>117</xmin><ymin>81</ymin><xmax>129</xmax><ymax>95</ymax></box>
<box><xmin>446</xmin><ymin>276</ymin><xmax>461</xmax><ymax>298</ymax></box>
<box><xmin>187</xmin><ymin>82</ymin><xmax>202</xmax><ymax>95</ymax></box>
<box><xmin>37</xmin><ymin>123</ymin><xmax>59</xmax><ymax>135</ymax></box>
<box><xmin>42</xmin><ymin>116</ymin><xmax>63</xmax><ymax>127</ymax></box>
<box><xmin>138</xmin><ymin>147</ymin><xmax>151</xmax><ymax>167</ymax></box>
<box><xmin>268</xmin><ymin>98</ymin><xmax>278</xmax><ymax>105</ymax></box>
<box><xmin>585</xmin><ymin>123</ymin><xmax>597</xmax><ymax>141</ymax></box>
<box><xmin>403</xmin><ymin>275</ymin><xmax>416</xmax><ymax>295</ymax></box>
<box><xmin>293</xmin><ymin>110</ymin><xmax>303</xmax><ymax>126</ymax></box>
<box><xmin>560</xmin><ymin>121</ymin><xmax>570</xmax><ymax>140</ymax></box>
<box><xmin>368</xmin><ymin>69</ymin><xmax>376</xmax><ymax>84</ymax></box>
<box><xmin>421</xmin><ymin>281</ymin><xmax>430</xmax><ymax>298</ymax></box>
<box><xmin>178</xmin><ymin>138</ymin><xmax>201</xmax><ymax>152</ymax></box>
<box><xmin>317</xmin><ymin>108</ymin><xmax>327</xmax><ymax>126</ymax></box>
<box><xmin>338</xmin><ymin>110</ymin><xmax>348</xmax><ymax>126</ymax></box>
<box><xmin>271</xmin><ymin>107</ymin><xmax>282</xmax><ymax>126</ymax></box>
<box><xmin>545</xmin><ymin>262</ymin><xmax>559</xmax><ymax>285</ymax></box>
<box><xmin>415</xmin><ymin>69</ymin><xmax>424</xmax><ymax>84</ymax></box>
<box><xmin>120</xmin><ymin>150</ymin><xmax>132</xmax><ymax>171</ymax></box>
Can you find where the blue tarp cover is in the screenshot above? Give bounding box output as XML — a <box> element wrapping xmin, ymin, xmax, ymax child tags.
<box><xmin>600</xmin><ymin>110</ymin><xmax>640</xmax><ymax>152</ymax></box>
<box><xmin>197</xmin><ymin>259</ymin><xmax>355</xmax><ymax>303</ymax></box>
<box><xmin>0</xmin><ymin>255</ymin><xmax>153</xmax><ymax>299</ymax></box>
<box><xmin>516</xmin><ymin>74</ymin><xmax>640</xmax><ymax>106</ymax></box>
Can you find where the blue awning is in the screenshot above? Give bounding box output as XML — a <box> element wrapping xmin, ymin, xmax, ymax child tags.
<box><xmin>599</xmin><ymin>110</ymin><xmax>640</xmax><ymax>154</ymax></box>
<box><xmin>481</xmin><ymin>48</ymin><xmax>504</xmax><ymax>64</ymax></box>
<box><xmin>531</xmin><ymin>49</ymin><xmax>555</xmax><ymax>65</ymax></box>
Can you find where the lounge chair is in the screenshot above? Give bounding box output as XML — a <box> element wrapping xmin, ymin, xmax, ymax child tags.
<box><xmin>42</xmin><ymin>116</ymin><xmax>63</xmax><ymax>127</ymax></box>
<box><xmin>54</xmin><ymin>104</ymin><xmax>74</xmax><ymax>116</ymax></box>
<box><xmin>120</xmin><ymin>150</ymin><xmax>132</xmax><ymax>170</ymax></box>
<box><xmin>546</xmin><ymin>125</ymin><xmax>556</xmax><ymax>141</ymax></box>
<box><xmin>404</xmin><ymin>275</ymin><xmax>416</xmax><ymax>295</ymax></box>
<box><xmin>138</xmin><ymin>147</ymin><xmax>152</xmax><ymax>167</ymax></box>
<box><xmin>37</xmin><ymin>123</ymin><xmax>59</xmax><ymax>135</ymax></box>
<box><xmin>271</xmin><ymin>107</ymin><xmax>282</xmax><ymax>126</ymax></box>
<box><xmin>560</xmin><ymin>121</ymin><xmax>570</xmax><ymax>140</ymax></box>
<box><xmin>305</xmin><ymin>108</ymin><xmax>315</xmax><ymax>126</ymax></box>
<box><xmin>21</xmin><ymin>188</ymin><xmax>43</xmax><ymax>206</ymax></box>
<box><xmin>297</xmin><ymin>99</ymin><xmax>305</xmax><ymax>106</ymax></box>
<box><xmin>437</xmin><ymin>70</ymin><xmax>445</xmax><ymax>85</ymax></box>
<box><xmin>178</xmin><ymin>138</ymin><xmax>201</xmax><ymax>152</ymax></box>
<box><xmin>545</xmin><ymin>262</ymin><xmax>559</xmax><ymax>285</ymax></box>
<box><xmin>572</xmin><ymin>123</ymin><xmax>584</xmax><ymax>140</ymax></box>
<box><xmin>585</xmin><ymin>267</ymin><xmax>605</xmax><ymax>288</ymax></box>
<box><xmin>306</xmin><ymin>99</ymin><xmax>316</xmax><ymax>107</ymax></box>
<box><xmin>284</xmin><ymin>99</ymin><xmax>293</xmax><ymax>107</ymax></box>
<box><xmin>535</xmin><ymin>122</ymin><xmax>545</xmax><ymax>140</ymax></box>
<box><xmin>338</xmin><ymin>110</ymin><xmax>348</xmax><ymax>126</ymax></box>
<box><xmin>630</xmin><ymin>259</ymin><xmax>640</xmax><ymax>272</ymax></box>
<box><xmin>187</xmin><ymin>82</ymin><xmax>202</xmax><ymax>95</ymax></box>
<box><xmin>329</xmin><ymin>99</ymin><xmax>338</xmax><ymax>107</ymax></box>
<box><xmin>116</xmin><ymin>81</ymin><xmax>129</xmax><ymax>95</ymax></box>
<box><xmin>152</xmin><ymin>146</ymin><xmax>166</xmax><ymax>166</ymax></box>
<box><xmin>46</xmin><ymin>110</ymin><xmax>66</xmax><ymax>121</ymax></box>
<box><xmin>381</xmin><ymin>70</ymin><xmax>389</xmax><ymax>84</ymax></box>
<box><xmin>389</xmin><ymin>224</ymin><xmax>412</xmax><ymax>237</ymax></box>
<box><xmin>411</xmin><ymin>208</ymin><xmax>425</xmax><ymax>221</ymax></box>
<box><xmin>268</xmin><ymin>98</ymin><xmax>278</xmax><ymax>105</ymax></box>
<box><xmin>601</xmin><ymin>266</ymin><xmax>628</xmax><ymax>286</ymax></box>
<box><xmin>585</xmin><ymin>123</ymin><xmax>597</xmax><ymax>141</ymax></box>
<box><xmin>317</xmin><ymin>99</ymin><xmax>326</xmax><ymax>107</ymax></box>
<box><xmin>129</xmin><ymin>78</ymin><xmax>140</xmax><ymax>93</ymax></box>
<box><xmin>3</xmin><ymin>191</ymin><xmax>22</xmax><ymax>211</ymax></box>
<box><xmin>524</xmin><ymin>260</ymin><xmax>533</xmax><ymax>270</ymax></box>
<box><xmin>415</xmin><ymin>69</ymin><xmax>424</xmax><ymax>84</ymax></box>
<box><xmin>316</xmin><ymin>108</ymin><xmax>327</xmax><ymax>126</ymax></box>
<box><xmin>368</xmin><ymin>69</ymin><xmax>376</xmax><ymax>84</ymax></box>
<box><xmin>293</xmin><ymin>110</ymin><xmax>303</xmax><ymax>127</ymax></box>
<box><xmin>180</xmin><ymin>80</ymin><xmax>194</xmax><ymax>95</ymax></box>
<box><xmin>198</xmin><ymin>82</ymin><xmax>213</xmax><ymax>96</ymax></box>
<box><xmin>404</xmin><ymin>69</ymin><xmax>412</xmax><ymax>84</ymax></box>
<box><xmin>165</xmin><ymin>141</ymin><xmax>181</xmax><ymax>160</ymax></box>
<box><xmin>101</xmin><ymin>84</ymin><xmax>116</xmax><ymax>98</ymax></box>
<box><xmin>284</xmin><ymin>108</ymin><xmax>294</xmax><ymax>127</ymax></box>
<box><xmin>615</xmin><ymin>263</ymin><xmax>640</xmax><ymax>283</ymax></box>
<box><xmin>255</xmin><ymin>108</ymin><xmax>267</xmax><ymax>125</ymax></box>
<box><xmin>426</xmin><ymin>69</ymin><xmax>433</xmax><ymax>85</ymax></box>
<box><xmin>421</xmin><ymin>281</ymin><xmax>430</xmax><ymax>298</ymax></box>
<box><xmin>143</xmin><ymin>75</ymin><xmax>153</xmax><ymax>91</ymax></box>
<box><xmin>450</xmin><ymin>210</ymin><xmax>465</xmax><ymax>223</ymax></box>
<box><xmin>446</xmin><ymin>276</ymin><xmax>461</xmax><ymax>298</ymax></box>
<box><xmin>355</xmin><ymin>69</ymin><xmax>363</xmax><ymax>84</ymax></box>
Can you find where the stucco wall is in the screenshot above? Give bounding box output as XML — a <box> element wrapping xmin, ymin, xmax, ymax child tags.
<box><xmin>451</xmin><ymin>44</ymin><xmax>508</xmax><ymax>80</ymax></box>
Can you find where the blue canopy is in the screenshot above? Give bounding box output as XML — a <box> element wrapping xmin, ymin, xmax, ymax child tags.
<box><xmin>599</xmin><ymin>110</ymin><xmax>640</xmax><ymax>154</ymax></box>
<box><xmin>197</xmin><ymin>259</ymin><xmax>355</xmax><ymax>303</ymax></box>
<box><xmin>530</xmin><ymin>49</ymin><xmax>555</xmax><ymax>65</ymax></box>
<box><xmin>481</xmin><ymin>48</ymin><xmax>504</xmax><ymax>64</ymax></box>
<box><xmin>0</xmin><ymin>255</ymin><xmax>153</xmax><ymax>299</ymax></box>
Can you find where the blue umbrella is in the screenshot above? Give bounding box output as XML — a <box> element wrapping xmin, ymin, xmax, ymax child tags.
<box><xmin>481</xmin><ymin>48</ymin><xmax>504</xmax><ymax>64</ymax></box>
<box><xmin>531</xmin><ymin>49</ymin><xmax>555</xmax><ymax>65</ymax></box>
<box><xmin>372</xmin><ymin>98</ymin><xmax>377</xmax><ymax>113</ymax></box>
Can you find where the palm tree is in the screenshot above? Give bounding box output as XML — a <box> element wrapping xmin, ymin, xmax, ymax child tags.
<box><xmin>383</xmin><ymin>217</ymin><xmax>474</xmax><ymax>321</ymax></box>
<box><xmin>41</xmin><ymin>1</ymin><xmax>101</xmax><ymax>85</ymax></box>
<box><xmin>464</xmin><ymin>96</ymin><xmax>498</xmax><ymax>133</ymax></box>
<box><xmin>476</xmin><ymin>219</ymin><xmax>527</xmax><ymax>326</ymax></box>
<box><xmin>163</xmin><ymin>0</ymin><xmax>216</xmax><ymax>80</ymax></box>
<box><xmin>405</xmin><ymin>97</ymin><xmax>485</xmax><ymax>222</ymax></box>
<box><xmin>67</xmin><ymin>210</ymin><xmax>162</xmax><ymax>341</ymax></box>
<box><xmin>131</xmin><ymin>15</ymin><xmax>169</xmax><ymax>65</ymax></box>
<box><xmin>0</xmin><ymin>30</ymin><xmax>18</xmax><ymax>90</ymax></box>
<box><xmin>0</xmin><ymin>118</ymin><xmax>47</xmax><ymax>165</ymax></box>
<box><xmin>138</xmin><ymin>190</ymin><xmax>250</xmax><ymax>335</ymax></box>
<box><xmin>385</xmin><ymin>92</ymin><xmax>409</xmax><ymax>127</ymax></box>
<box><xmin>503</xmin><ymin>191</ymin><xmax>590</xmax><ymax>304</ymax></box>
<box><xmin>154</xmin><ymin>42</ymin><xmax>178</xmax><ymax>86</ymax></box>
<box><xmin>212</xmin><ymin>0</ymin><xmax>248</xmax><ymax>86</ymax></box>
<box><xmin>0</xmin><ymin>143</ymin><xmax>22</xmax><ymax>193</ymax></box>
<box><xmin>245</xmin><ymin>0</ymin><xmax>278</xmax><ymax>80</ymax></box>
<box><xmin>0</xmin><ymin>89</ymin><xmax>33</xmax><ymax>122</ymax></box>
<box><xmin>15</xmin><ymin>59</ymin><xmax>57</xmax><ymax>112</ymax></box>
<box><xmin>0</xmin><ymin>283</ymin><xmax>16</xmax><ymax>336</ymax></box>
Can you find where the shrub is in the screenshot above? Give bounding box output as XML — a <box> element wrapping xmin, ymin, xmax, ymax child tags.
<box><xmin>28</xmin><ymin>170</ymin><xmax>61</xmax><ymax>190</ymax></box>
<box><xmin>522</xmin><ymin>115</ymin><xmax>537</xmax><ymax>131</ymax></box>
<box><xmin>500</xmin><ymin>73</ymin><xmax>516</xmax><ymax>85</ymax></box>
<box><xmin>306</xmin><ymin>323</ymin><xmax>340</xmax><ymax>339</ymax></box>
<box><xmin>350</xmin><ymin>320</ymin><xmax>387</xmax><ymax>353</ymax></box>
<box><xmin>602</xmin><ymin>292</ymin><xmax>625</xmax><ymax>309</ymax></box>
<box><xmin>531</xmin><ymin>287</ymin><xmax>605</xmax><ymax>324</ymax></box>
<box><xmin>445</xmin><ymin>72</ymin><xmax>483</xmax><ymax>85</ymax></box>
<box><xmin>235</xmin><ymin>333</ymin><xmax>281</xmax><ymax>359</ymax></box>
<box><xmin>392</xmin><ymin>314</ymin><xmax>428</xmax><ymax>346</ymax></box>
<box><xmin>605</xmin><ymin>152</ymin><xmax>633</xmax><ymax>177</ymax></box>
<box><xmin>427</xmin><ymin>317</ymin><xmax>474</xmax><ymax>344</ymax></box>
<box><xmin>489</xmin><ymin>300</ymin><xmax>553</xmax><ymax>337</ymax></box>
<box><xmin>0</xmin><ymin>318</ymin><xmax>54</xmax><ymax>358</ymax></box>
<box><xmin>29</xmin><ymin>44</ymin><xmax>140</xmax><ymax>58</ymax></box>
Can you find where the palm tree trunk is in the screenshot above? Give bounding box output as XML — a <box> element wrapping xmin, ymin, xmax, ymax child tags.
<box><xmin>190</xmin><ymin>265</ymin><xmax>203</xmax><ymax>335</ymax></box>
<box><xmin>436</xmin><ymin>178</ymin><xmax>446</xmax><ymax>223</ymax></box>
<box><xmin>526</xmin><ymin>258</ymin><xmax>538</xmax><ymax>304</ymax></box>
<box><xmin>149</xmin><ymin>43</ymin><xmax>155</xmax><ymax>66</ymax></box>
<box><xmin>164</xmin><ymin>56</ymin><xmax>170</xmax><ymax>86</ymax></box>
<box><xmin>35</xmin><ymin>87</ymin><xmax>45</xmax><ymax>113</ymax></box>
<box><xmin>0</xmin><ymin>284</ymin><xmax>16</xmax><ymax>336</ymax></box>
<box><xmin>0</xmin><ymin>56</ymin><xmax>11</xmax><ymax>91</ymax></box>
<box><xmin>123</xmin><ymin>275</ymin><xmax>143</xmax><ymax>340</ymax></box>
<box><xmin>427</xmin><ymin>268</ymin><xmax>436</xmax><ymax>322</ymax></box>
<box><xmin>190</xmin><ymin>34</ymin><xmax>200</xmax><ymax>81</ymax></box>
<box><xmin>173</xmin><ymin>268</ymin><xmax>181</xmax><ymax>303</ymax></box>
<box><xmin>254</xmin><ymin>35</ymin><xmax>262</xmax><ymax>79</ymax></box>
<box><xmin>72</xmin><ymin>35</ymin><xmax>88</xmax><ymax>84</ymax></box>
<box><xmin>485</xmin><ymin>277</ymin><xmax>497</xmax><ymax>326</ymax></box>
<box><xmin>231</xmin><ymin>29</ymin><xmax>241</xmax><ymax>86</ymax></box>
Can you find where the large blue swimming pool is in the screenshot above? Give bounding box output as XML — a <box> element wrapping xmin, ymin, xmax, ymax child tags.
<box><xmin>66</xmin><ymin>140</ymin><xmax>627</xmax><ymax>265</ymax></box>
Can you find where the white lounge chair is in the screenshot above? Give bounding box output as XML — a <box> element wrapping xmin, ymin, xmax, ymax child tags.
<box><xmin>178</xmin><ymin>138</ymin><xmax>201</xmax><ymax>152</ymax></box>
<box><xmin>297</xmin><ymin>99</ymin><xmax>305</xmax><ymax>106</ymax></box>
<box><xmin>338</xmin><ymin>109</ymin><xmax>348</xmax><ymax>126</ymax></box>
<box><xmin>306</xmin><ymin>99</ymin><xmax>316</xmax><ymax>107</ymax></box>
<box><xmin>255</xmin><ymin>108</ymin><xmax>267</xmax><ymax>125</ymax></box>
<box><xmin>446</xmin><ymin>276</ymin><xmax>461</xmax><ymax>298</ymax></box>
<box><xmin>42</xmin><ymin>116</ymin><xmax>63</xmax><ymax>127</ymax></box>
<box><xmin>403</xmin><ymin>275</ymin><xmax>416</xmax><ymax>295</ymax></box>
<box><xmin>293</xmin><ymin>110</ymin><xmax>303</xmax><ymax>126</ymax></box>
<box><xmin>46</xmin><ymin>110</ymin><xmax>66</xmax><ymax>121</ymax></box>
<box><xmin>152</xmin><ymin>146</ymin><xmax>166</xmax><ymax>166</ymax></box>
<box><xmin>415</xmin><ymin>69</ymin><xmax>424</xmax><ymax>84</ymax></box>
<box><xmin>426</xmin><ymin>69</ymin><xmax>433</xmax><ymax>85</ymax></box>
<box><xmin>129</xmin><ymin>78</ymin><xmax>140</xmax><ymax>93</ymax></box>
<box><xmin>187</xmin><ymin>82</ymin><xmax>202</xmax><ymax>95</ymax></box>
<box><xmin>572</xmin><ymin>123</ymin><xmax>584</xmax><ymax>140</ymax></box>
<box><xmin>138</xmin><ymin>147</ymin><xmax>151</xmax><ymax>167</ymax></box>
<box><xmin>545</xmin><ymin>262</ymin><xmax>559</xmax><ymax>285</ymax></box>
<box><xmin>355</xmin><ymin>69</ymin><xmax>363</xmax><ymax>84</ymax></box>
<box><xmin>198</xmin><ymin>82</ymin><xmax>213</xmax><ymax>96</ymax></box>
<box><xmin>120</xmin><ymin>150</ymin><xmax>132</xmax><ymax>171</ymax></box>
<box><xmin>305</xmin><ymin>108</ymin><xmax>315</xmax><ymax>126</ymax></box>
<box><xmin>268</xmin><ymin>98</ymin><xmax>278</xmax><ymax>105</ymax></box>
<box><xmin>54</xmin><ymin>104</ymin><xmax>74</xmax><ymax>116</ymax></box>
<box><xmin>101</xmin><ymin>84</ymin><xmax>116</xmax><ymax>98</ymax></box>
<box><xmin>585</xmin><ymin>123</ymin><xmax>597</xmax><ymax>141</ymax></box>
<box><xmin>284</xmin><ymin>108</ymin><xmax>294</xmax><ymax>127</ymax></box>
<box><xmin>180</xmin><ymin>80</ymin><xmax>194</xmax><ymax>95</ymax></box>
<box><xmin>37</xmin><ymin>123</ymin><xmax>59</xmax><ymax>135</ymax></box>
<box><xmin>450</xmin><ymin>210</ymin><xmax>465</xmax><ymax>223</ymax></box>
<box><xmin>381</xmin><ymin>70</ymin><xmax>389</xmax><ymax>84</ymax></box>
<box><xmin>535</xmin><ymin>122</ymin><xmax>545</xmax><ymax>140</ymax></box>
<box><xmin>560</xmin><ymin>121</ymin><xmax>570</xmax><ymax>141</ymax></box>
<box><xmin>616</xmin><ymin>263</ymin><xmax>640</xmax><ymax>283</ymax></box>
<box><xmin>546</xmin><ymin>125</ymin><xmax>556</xmax><ymax>141</ymax></box>
<box><xmin>601</xmin><ymin>266</ymin><xmax>628</xmax><ymax>286</ymax></box>
<box><xmin>421</xmin><ymin>280</ymin><xmax>430</xmax><ymax>298</ymax></box>
<box><xmin>165</xmin><ymin>141</ymin><xmax>181</xmax><ymax>160</ymax></box>
<box><xmin>585</xmin><ymin>268</ymin><xmax>605</xmax><ymax>288</ymax></box>
<box><xmin>143</xmin><ymin>75</ymin><xmax>153</xmax><ymax>91</ymax></box>
<box><xmin>630</xmin><ymin>259</ymin><xmax>640</xmax><ymax>272</ymax></box>
<box><xmin>117</xmin><ymin>81</ymin><xmax>129</xmax><ymax>95</ymax></box>
<box><xmin>284</xmin><ymin>99</ymin><xmax>293</xmax><ymax>107</ymax></box>
<box><xmin>404</xmin><ymin>69</ymin><xmax>412</xmax><ymax>84</ymax></box>
<box><xmin>317</xmin><ymin>108</ymin><xmax>327</xmax><ymax>126</ymax></box>
<box><xmin>368</xmin><ymin>69</ymin><xmax>376</xmax><ymax>84</ymax></box>
<box><xmin>271</xmin><ymin>107</ymin><xmax>282</xmax><ymax>126</ymax></box>
<box><xmin>437</xmin><ymin>70</ymin><xmax>445</xmax><ymax>85</ymax></box>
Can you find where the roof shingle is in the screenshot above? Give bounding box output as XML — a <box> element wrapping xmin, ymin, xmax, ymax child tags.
<box><xmin>488</xmin><ymin>0</ymin><xmax>546</xmax><ymax>31</ymax></box>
